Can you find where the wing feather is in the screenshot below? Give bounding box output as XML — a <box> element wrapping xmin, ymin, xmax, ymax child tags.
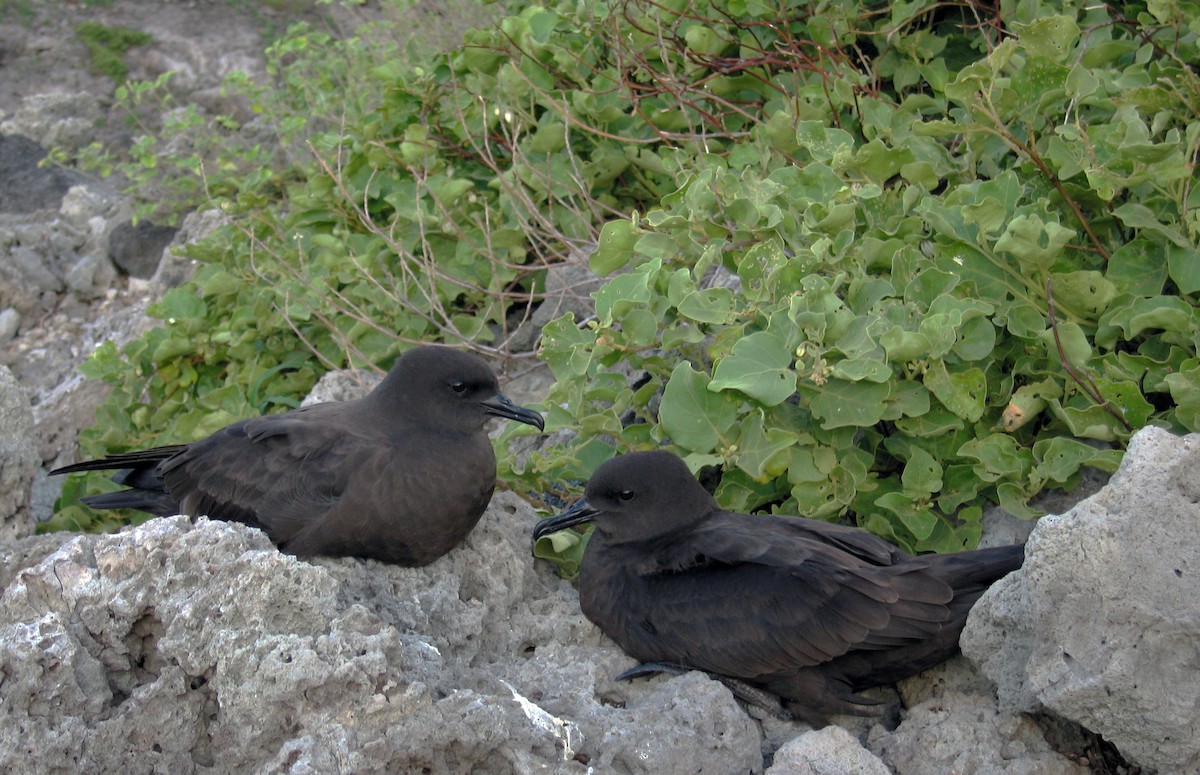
<box><xmin>159</xmin><ymin>405</ymin><xmax>363</xmax><ymax>540</ymax></box>
<box><xmin>583</xmin><ymin>513</ymin><xmax>956</xmax><ymax>679</ymax></box>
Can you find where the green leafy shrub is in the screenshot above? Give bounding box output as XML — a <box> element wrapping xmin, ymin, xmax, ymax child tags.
<box><xmin>58</xmin><ymin>18</ymin><xmax>384</xmax><ymax>225</ymax></box>
<box><xmin>51</xmin><ymin>0</ymin><xmax>1200</xmax><ymax>563</ymax></box>
<box><xmin>523</xmin><ymin>0</ymin><xmax>1200</xmax><ymax>562</ymax></box>
<box><xmin>76</xmin><ymin>21</ymin><xmax>151</xmax><ymax>82</ymax></box>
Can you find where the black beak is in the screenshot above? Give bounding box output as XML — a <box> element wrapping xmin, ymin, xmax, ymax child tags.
<box><xmin>481</xmin><ymin>393</ymin><xmax>545</xmax><ymax>432</ymax></box>
<box><xmin>531</xmin><ymin>497</ymin><xmax>598</xmax><ymax>549</ymax></box>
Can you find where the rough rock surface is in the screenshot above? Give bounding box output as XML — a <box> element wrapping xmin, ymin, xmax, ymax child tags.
<box><xmin>766</xmin><ymin>726</ymin><xmax>890</xmax><ymax>775</ymax></box>
<box><xmin>508</xmin><ymin>255</ymin><xmax>604</xmax><ymax>352</ymax></box>
<box><xmin>865</xmin><ymin>657</ymin><xmax>1089</xmax><ymax>775</ymax></box>
<box><xmin>300</xmin><ymin>368</ymin><xmax>383</xmax><ymax>408</ymax></box>
<box><xmin>108</xmin><ymin>220</ymin><xmax>179</xmax><ymax>279</ymax></box>
<box><xmin>963</xmin><ymin>425</ymin><xmax>1200</xmax><ymax>774</ymax></box>
<box><xmin>0</xmin><ymin>494</ymin><xmax>764</xmax><ymax>774</ymax></box>
<box><xmin>0</xmin><ymin>365</ymin><xmax>38</xmax><ymax>541</ymax></box>
<box><xmin>1</xmin><ymin>464</ymin><xmax>1124</xmax><ymax>774</ymax></box>
<box><xmin>0</xmin><ymin>133</ymin><xmax>81</xmax><ymax>214</ymax></box>
<box><xmin>0</xmin><ymin>92</ymin><xmax>104</xmax><ymax>154</ymax></box>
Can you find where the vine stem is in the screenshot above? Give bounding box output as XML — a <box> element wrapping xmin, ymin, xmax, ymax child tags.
<box><xmin>1045</xmin><ymin>275</ymin><xmax>1132</xmax><ymax>432</ymax></box>
<box><xmin>976</xmin><ymin>95</ymin><xmax>1111</xmax><ymax>261</ymax></box>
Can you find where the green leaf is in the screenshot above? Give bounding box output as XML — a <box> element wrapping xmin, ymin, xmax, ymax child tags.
<box><xmin>901</xmin><ymin>446</ymin><xmax>943</xmax><ymax>496</ymax></box>
<box><xmin>958</xmin><ymin>433</ymin><xmax>1032</xmax><ymax>482</ymax></box>
<box><xmin>1165</xmin><ymin>361</ymin><xmax>1200</xmax><ymax>430</ymax></box>
<box><xmin>994</xmin><ymin>214</ymin><xmax>1074</xmax><ymax>273</ymax></box>
<box><xmin>620</xmin><ymin>308</ymin><xmax>659</xmax><ymax>345</ymax></box>
<box><xmin>1167</xmin><ymin>246</ymin><xmax>1200</xmax><ymax>295</ymax></box>
<box><xmin>733</xmin><ymin>411</ymin><xmax>799</xmax><ymax>480</ymax></box>
<box><xmin>149</xmin><ymin>286</ymin><xmax>206</xmax><ymax>321</ymax></box>
<box><xmin>1001</xmin><ymin>380</ymin><xmax>1060</xmax><ymax>432</ymax></box>
<box><xmin>875</xmin><ymin>492</ymin><xmax>938</xmax><ymax>540</ymax></box>
<box><xmin>1004</xmin><ymin>304</ymin><xmax>1046</xmax><ymax>338</ymax></box>
<box><xmin>996</xmin><ymin>482</ymin><xmax>1041</xmax><ymax>520</ymax></box>
<box><xmin>196</xmin><ymin>268</ymin><xmax>243</xmax><ymax>298</ymax></box>
<box><xmin>1032</xmin><ymin>437</ymin><xmax>1123</xmax><ymax>485</ymax></box>
<box><xmin>594</xmin><ymin>258</ymin><xmax>659</xmax><ymax>325</ymax></box>
<box><xmin>895</xmin><ymin>407</ymin><xmax>964</xmax><ymax>437</ymax></box>
<box><xmin>715</xmin><ymin>467</ymin><xmax>787</xmax><ymax>513</ymax></box>
<box><xmin>953</xmin><ymin>316</ymin><xmax>998</xmax><ymax>361</ymax></box>
<box><xmin>938</xmin><ymin>465</ymin><xmax>985</xmax><ymax>513</ymax></box>
<box><xmin>801</xmin><ymin>379</ymin><xmax>892</xmax><ymax>429</ymax></box>
<box><xmin>855</xmin><ymin>139</ymin><xmax>914</xmax><ymax>182</ymax></box>
<box><xmin>1104</xmin><ymin>295</ymin><xmax>1193</xmax><ymax>339</ymax></box>
<box><xmin>1112</xmin><ymin>203</ymin><xmax>1191</xmax><ymax>248</ymax></box>
<box><xmin>1045</xmin><ymin>379</ymin><xmax>1152</xmax><ymax>441</ymax></box>
<box><xmin>533</xmin><ymin>523</ymin><xmax>590</xmax><ymax>579</ymax></box>
<box><xmin>883</xmin><ymin>379</ymin><xmax>936</xmax><ymax>422</ymax></box>
<box><xmin>1040</xmin><ymin>321</ymin><xmax>1092</xmax><ymax>368</ymax></box>
<box><xmin>677</xmin><ymin>286</ymin><xmax>735</xmax><ymax>324</ymax></box>
<box><xmin>151</xmin><ymin>336</ymin><xmax>195</xmax><ymax>364</ymax></box>
<box><xmin>1105</xmin><ymin>240</ymin><xmax>1167</xmax><ymax>296</ymax></box>
<box><xmin>708</xmin><ymin>331</ymin><xmax>796</xmax><ymax>406</ymax></box>
<box><xmin>591</xmin><ymin>219</ymin><xmax>641</xmax><ymax>275</ymax></box>
<box><xmin>541</xmin><ymin>313</ymin><xmax>599</xmax><ymax>379</ymax></box>
<box><xmin>1015</xmin><ymin>16</ymin><xmax>1080</xmax><ymax>62</ymax></box>
<box><xmin>880</xmin><ymin>327</ymin><xmax>932</xmax><ymax>362</ymax></box>
<box><xmin>795</xmin><ymin>121</ymin><xmax>855</xmax><ymax>164</ymax></box>
<box><xmin>660</xmin><ymin>362</ymin><xmax>738</xmax><ymax>453</ymax></box>
<box><xmin>924</xmin><ymin>360</ymin><xmax>986</xmax><ymax>421</ymax></box>
<box><xmin>1050</xmin><ymin>271</ymin><xmax>1116</xmax><ymax>318</ymax></box>
<box><xmin>830</xmin><ymin>357</ymin><xmax>892</xmax><ymax>383</ymax></box>
<box><xmin>903</xmin><ymin>267</ymin><xmax>960</xmax><ymax>307</ymax></box>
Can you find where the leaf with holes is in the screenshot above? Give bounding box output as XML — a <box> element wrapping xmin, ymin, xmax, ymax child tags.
<box><xmin>924</xmin><ymin>360</ymin><xmax>986</xmax><ymax>422</ymax></box>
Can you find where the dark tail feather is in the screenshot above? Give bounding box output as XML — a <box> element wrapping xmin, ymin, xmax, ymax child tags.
<box><xmin>49</xmin><ymin>445</ymin><xmax>188</xmax><ymax>476</ymax></box>
<box><xmin>837</xmin><ymin>544</ymin><xmax>1025</xmax><ymax>692</ymax></box>
<box><xmin>927</xmin><ymin>544</ymin><xmax>1025</xmax><ymax>594</ymax></box>
<box><xmin>82</xmin><ymin>490</ymin><xmax>180</xmax><ymax>516</ymax></box>
<box><xmin>53</xmin><ymin>446</ymin><xmax>187</xmax><ymax>518</ymax></box>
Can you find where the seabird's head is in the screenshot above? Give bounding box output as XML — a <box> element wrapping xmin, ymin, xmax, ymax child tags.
<box><xmin>373</xmin><ymin>346</ymin><xmax>544</xmax><ymax>433</ymax></box>
<box><xmin>533</xmin><ymin>450</ymin><xmax>717</xmax><ymax>546</ymax></box>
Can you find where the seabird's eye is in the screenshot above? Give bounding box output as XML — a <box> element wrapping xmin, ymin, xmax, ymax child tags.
<box><xmin>450</xmin><ymin>380</ymin><xmax>467</xmax><ymax>394</ymax></box>
<box><xmin>617</xmin><ymin>489</ymin><xmax>635</xmax><ymax>502</ymax></box>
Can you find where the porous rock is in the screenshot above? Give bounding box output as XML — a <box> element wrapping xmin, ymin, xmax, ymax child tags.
<box><xmin>0</xmin><ymin>364</ymin><xmax>37</xmax><ymax>541</ymax></box>
<box><xmin>0</xmin><ymin>92</ymin><xmax>103</xmax><ymax>152</ymax></box>
<box><xmin>0</xmin><ymin>492</ymin><xmax>765</xmax><ymax>774</ymax></box>
<box><xmin>962</xmin><ymin>425</ymin><xmax>1200</xmax><ymax>774</ymax></box>
<box><xmin>0</xmin><ymin>133</ymin><xmax>78</xmax><ymax>215</ymax></box>
<box><xmin>507</xmin><ymin>253</ymin><xmax>604</xmax><ymax>352</ymax></box>
<box><xmin>0</xmin><ymin>178</ymin><xmax>128</xmax><ymax>317</ymax></box>
<box><xmin>108</xmin><ymin>219</ymin><xmax>178</xmax><ymax>279</ymax></box>
<box><xmin>766</xmin><ymin>725</ymin><xmax>890</xmax><ymax>775</ymax></box>
<box><xmin>300</xmin><ymin>368</ymin><xmax>381</xmax><ymax>407</ymax></box>
<box><xmin>148</xmin><ymin>208</ymin><xmax>229</xmax><ymax>291</ymax></box>
<box><xmin>869</xmin><ymin>687</ymin><xmax>1088</xmax><ymax>775</ymax></box>
<box><xmin>0</xmin><ymin>307</ymin><xmax>19</xmax><ymax>343</ymax></box>
<box><xmin>866</xmin><ymin>655</ymin><xmax>1087</xmax><ymax>775</ymax></box>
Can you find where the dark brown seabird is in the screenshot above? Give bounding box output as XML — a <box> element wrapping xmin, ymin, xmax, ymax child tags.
<box><xmin>53</xmin><ymin>345</ymin><xmax>544</xmax><ymax>565</ymax></box>
<box><xmin>532</xmin><ymin>449</ymin><xmax>1023</xmax><ymax>721</ymax></box>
